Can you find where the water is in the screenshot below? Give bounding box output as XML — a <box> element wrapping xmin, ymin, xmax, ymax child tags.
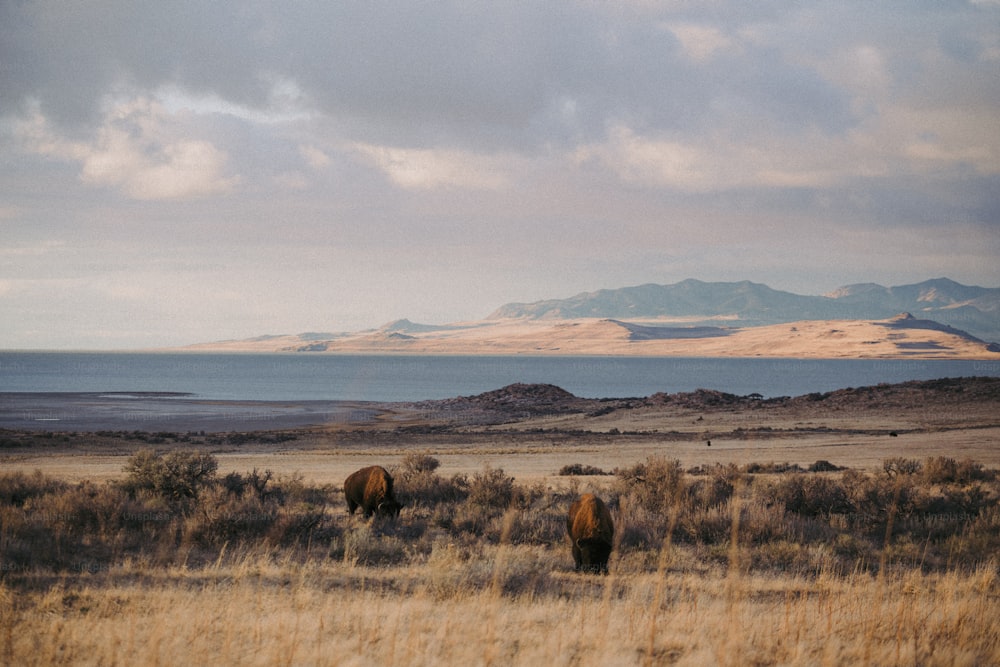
<box><xmin>2</xmin><ymin>352</ymin><xmax>997</xmax><ymax>401</ymax></box>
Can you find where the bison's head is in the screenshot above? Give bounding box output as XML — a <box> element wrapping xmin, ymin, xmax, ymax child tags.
<box><xmin>376</xmin><ymin>499</ymin><xmax>403</xmax><ymax>518</ymax></box>
<box><xmin>576</xmin><ymin>537</ymin><xmax>612</xmax><ymax>573</ymax></box>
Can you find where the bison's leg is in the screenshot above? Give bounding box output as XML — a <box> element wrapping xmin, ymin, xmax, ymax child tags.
<box><xmin>346</xmin><ymin>498</ymin><xmax>359</xmax><ymax>515</ymax></box>
<box><xmin>571</xmin><ymin>542</ymin><xmax>583</xmax><ymax>571</ymax></box>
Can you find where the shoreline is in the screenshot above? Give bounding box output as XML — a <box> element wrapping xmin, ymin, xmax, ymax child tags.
<box><xmin>3</xmin><ymin>375</ymin><xmax>1000</xmax><ymax>433</ymax></box>
<box><xmin>8</xmin><ymin>348</ymin><xmax>1000</xmax><ymax>359</ymax></box>
<box><xmin>0</xmin><ymin>393</ymin><xmax>383</xmax><ymax>432</ymax></box>
<box><xmin>2</xmin><ymin>378</ymin><xmax>998</xmax><ymax>482</ymax></box>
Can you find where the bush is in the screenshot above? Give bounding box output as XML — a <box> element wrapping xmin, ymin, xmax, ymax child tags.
<box><xmin>686</xmin><ymin>464</ymin><xmax>741</xmax><ymax>509</ymax></box>
<box><xmin>744</xmin><ymin>462</ymin><xmax>804</xmax><ymax>474</ymax></box>
<box><xmin>883</xmin><ymin>457</ymin><xmax>922</xmax><ymax>477</ymax></box>
<box><xmin>396</xmin><ymin>465</ymin><xmax>469</xmax><ymax>509</ymax></box>
<box><xmin>188</xmin><ymin>492</ymin><xmax>277</xmax><ymax>546</ymax></box>
<box><xmin>499</xmin><ymin>500</ymin><xmax>566</xmax><ymax>545</ymax></box>
<box><xmin>771</xmin><ymin>474</ymin><xmax>851</xmax><ymax>517</ymax></box>
<box><xmin>0</xmin><ymin>470</ymin><xmax>67</xmax><ymax>506</ymax></box>
<box><xmin>342</xmin><ymin>524</ymin><xmax>408</xmax><ymax>566</ymax></box>
<box><xmin>1</xmin><ymin>455</ymin><xmax>998</xmax><ymax>576</ymax></box>
<box><xmin>467</xmin><ymin>466</ymin><xmax>516</xmax><ymax>510</ymax></box>
<box><xmin>122</xmin><ymin>450</ymin><xmax>218</xmax><ymax>504</ymax></box>
<box><xmin>558</xmin><ymin>463</ymin><xmax>610</xmax><ymax>476</ymax></box>
<box><xmin>921</xmin><ymin>457</ymin><xmax>993</xmax><ymax>485</ymax></box>
<box><xmin>614</xmin><ymin>456</ymin><xmax>685</xmax><ymax>514</ymax></box>
<box><xmin>401</xmin><ymin>452</ymin><xmax>441</xmax><ymax>475</ymax></box>
<box><xmin>923</xmin><ymin>456</ymin><xmax>959</xmax><ymax>484</ymax></box>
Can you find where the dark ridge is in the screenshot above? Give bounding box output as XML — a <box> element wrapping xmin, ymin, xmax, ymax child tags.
<box><xmin>782</xmin><ymin>376</ymin><xmax>1000</xmax><ymax>408</ymax></box>
<box><xmin>646</xmin><ymin>388</ymin><xmax>747</xmax><ymax>408</ymax></box>
<box><xmin>428</xmin><ymin>383</ymin><xmax>585</xmax><ymax>416</ymax></box>
<box><xmin>472</xmin><ymin>382</ymin><xmax>576</xmax><ymax>400</ymax></box>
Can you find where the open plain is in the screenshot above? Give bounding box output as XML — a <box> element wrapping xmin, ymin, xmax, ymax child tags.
<box><xmin>3</xmin><ymin>377</ymin><xmax>999</xmax><ymax>483</ymax></box>
<box><xmin>2</xmin><ymin>377</ymin><xmax>999</xmax><ymax>665</ymax></box>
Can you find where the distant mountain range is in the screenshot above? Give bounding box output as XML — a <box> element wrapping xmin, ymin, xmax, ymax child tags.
<box><xmin>487</xmin><ymin>278</ymin><xmax>1000</xmax><ymax>342</ymax></box>
<box><xmin>178</xmin><ymin>277</ymin><xmax>1000</xmax><ymax>358</ymax></box>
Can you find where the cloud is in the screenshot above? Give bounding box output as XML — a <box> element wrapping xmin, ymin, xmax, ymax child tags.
<box><xmin>1</xmin><ymin>1</ymin><xmax>998</xmax><ymax>349</ymax></box>
<box><xmin>14</xmin><ymin>97</ymin><xmax>239</xmax><ymax>200</ymax></box>
<box><xmin>666</xmin><ymin>23</ymin><xmax>738</xmax><ymax>61</ymax></box>
<box><xmin>575</xmin><ymin>125</ymin><xmax>855</xmax><ymax>192</ymax></box>
<box><xmin>273</xmin><ymin>171</ymin><xmax>311</xmax><ymax>191</ymax></box>
<box><xmin>80</xmin><ymin>136</ymin><xmax>237</xmax><ymax>201</ymax></box>
<box><xmin>576</xmin><ymin>127</ymin><xmax>718</xmax><ymax>192</ymax></box>
<box><xmin>299</xmin><ymin>145</ymin><xmax>330</xmax><ymax>169</ymax></box>
<box><xmin>352</xmin><ymin>143</ymin><xmax>511</xmax><ymax>191</ymax></box>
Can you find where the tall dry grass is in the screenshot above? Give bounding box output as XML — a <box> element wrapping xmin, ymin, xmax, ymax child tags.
<box><xmin>2</xmin><ymin>552</ymin><xmax>997</xmax><ymax>666</ymax></box>
<box><xmin>2</xmin><ymin>451</ymin><xmax>999</xmax><ymax>665</ymax></box>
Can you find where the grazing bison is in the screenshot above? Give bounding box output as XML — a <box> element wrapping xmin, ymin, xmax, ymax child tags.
<box><xmin>344</xmin><ymin>466</ymin><xmax>403</xmax><ymax>518</ymax></box>
<box><xmin>567</xmin><ymin>493</ymin><xmax>614</xmax><ymax>574</ymax></box>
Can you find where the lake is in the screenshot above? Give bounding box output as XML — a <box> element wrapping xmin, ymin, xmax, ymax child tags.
<box><xmin>2</xmin><ymin>352</ymin><xmax>997</xmax><ymax>401</ymax></box>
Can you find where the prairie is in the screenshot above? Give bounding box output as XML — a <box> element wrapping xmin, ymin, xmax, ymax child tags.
<box><xmin>2</xmin><ymin>378</ymin><xmax>999</xmax><ymax>665</ymax></box>
<box><xmin>4</xmin><ymin>555</ymin><xmax>998</xmax><ymax>666</ymax></box>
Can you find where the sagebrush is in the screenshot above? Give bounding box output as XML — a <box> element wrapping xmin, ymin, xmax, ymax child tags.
<box><xmin>1</xmin><ymin>451</ymin><xmax>997</xmax><ymax>576</ymax></box>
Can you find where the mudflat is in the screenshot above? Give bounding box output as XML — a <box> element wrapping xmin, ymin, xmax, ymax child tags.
<box><xmin>2</xmin><ymin>377</ymin><xmax>998</xmax><ymax>484</ymax></box>
<box><xmin>0</xmin><ymin>392</ymin><xmax>381</xmax><ymax>432</ymax></box>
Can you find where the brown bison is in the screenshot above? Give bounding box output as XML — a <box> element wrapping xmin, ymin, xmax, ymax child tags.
<box><xmin>344</xmin><ymin>466</ymin><xmax>403</xmax><ymax>518</ymax></box>
<box><xmin>567</xmin><ymin>493</ymin><xmax>614</xmax><ymax>574</ymax></box>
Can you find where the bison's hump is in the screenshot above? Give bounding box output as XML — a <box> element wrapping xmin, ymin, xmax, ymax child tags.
<box><xmin>568</xmin><ymin>493</ymin><xmax>613</xmax><ymax>542</ymax></box>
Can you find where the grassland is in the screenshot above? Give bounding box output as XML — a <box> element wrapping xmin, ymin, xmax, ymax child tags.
<box><xmin>2</xmin><ymin>378</ymin><xmax>999</xmax><ymax>665</ymax></box>
<box><xmin>4</xmin><ymin>554</ymin><xmax>998</xmax><ymax>666</ymax></box>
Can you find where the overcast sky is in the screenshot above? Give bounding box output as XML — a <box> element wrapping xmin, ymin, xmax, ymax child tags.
<box><xmin>2</xmin><ymin>1</ymin><xmax>999</xmax><ymax>349</ymax></box>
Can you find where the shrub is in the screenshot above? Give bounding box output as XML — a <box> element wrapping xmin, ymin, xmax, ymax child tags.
<box><xmin>751</xmin><ymin>539</ymin><xmax>810</xmax><ymax>573</ymax></box>
<box><xmin>2</xmin><ymin>457</ymin><xmax>998</xmax><ymax>576</ymax></box>
<box><xmin>558</xmin><ymin>463</ymin><xmax>610</xmax><ymax>476</ymax></box>
<box><xmin>401</xmin><ymin>452</ymin><xmax>441</xmax><ymax>475</ymax></box>
<box><xmin>467</xmin><ymin>466</ymin><xmax>516</xmax><ymax>510</ymax></box>
<box><xmin>498</xmin><ymin>502</ymin><xmax>565</xmax><ymax>545</ymax></box>
<box><xmin>678</xmin><ymin>501</ymin><xmax>732</xmax><ymax>546</ymax></box>
<box><xmin>342</xmin><ymin>524</ymin><xmax>408</xmax><ymax>566</ymax></box>
<box><xmin>614</xmin><ymin>456</ymin><xmax>685</xmax><ymax>514</ymax></box>
<box><xmin>188</xmin><ymin>492</ymin><xmax>277</xmax><ymax>546</ymax></box>
<box><xmin>686</xmin><ymin>464</ymin><xmax>741</xmax><ymax>509</ymax></box>
<box><xmin>883</xmin><ymin>457</ymin><xmax>922</xmax><ymax>477</ymax></box>
<box><xmin>923</xmin><ymin>456</ymin><xmax>959</xmax><ymax>484</ymax></box>
<box><xmin>744</xmin><ymin>462</ymin><xmax>804</xmax><ymax>474</ymax></box>
<box><xmin>266</xmin><ymin>508</ymin><xmax>331</xmax><ymax>547</ymax></box>
<box><xmin>246</xmin><ymin>468</ymin><xmax>276</xmax><ymax>502</ymax></box>
<box><xmin>396</xmin><ymin>466</ymin><xmax>469</xmax><ymax>509</ymax></box>
<box><xmin>220</xmin><ymin>468</ymin><xmax>279</xmax><ymax>502</ymax></box>
<box><xmin>5</xmin><ymin>479</ymin><xmax>129</xmax><ymax>569</ymax></box>
<box><xmin>0</xmin><ymin>470</ymin><xmax>67</xmax><ymax>506</ymax></box>
<box><xmin>919</xmin><ymin>456</ymin><xmax>994</xmax><ymax>486</ymax></box>
<box><xmin>221</xmin><ymin>471</ymin><xmax>247</xmax><ymax>497</ymax></box>
<box><xmin>122</xmin><ymin>450</ymin><xmax>218</xmax><ymax>504</ymax></box>
<box><xmin>771</xmin><ymin>474</ymin><xmax>851</xmax><ymax>517</ymax></box>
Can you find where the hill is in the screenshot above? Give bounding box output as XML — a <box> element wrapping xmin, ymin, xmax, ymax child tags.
<box><xmin>180</xmin><ymin>312</ymin><xmax>1000</xmax><ymax>359</ymax></box>
<box><xmin>489</xmin><ymin>278</ymin><xmax>1000</xmax><ymax>341</ymax></box>
<box><xmin>175</xmin><ymin>278</ymin><xmax>1000</xmax><ymax>358</ymax></box>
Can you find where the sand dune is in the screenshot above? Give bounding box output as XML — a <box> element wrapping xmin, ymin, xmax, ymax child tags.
<box><xmin>180</xmin><ymin>314</ymin><xmax>1000</xmax><ymax>358</ymax></box>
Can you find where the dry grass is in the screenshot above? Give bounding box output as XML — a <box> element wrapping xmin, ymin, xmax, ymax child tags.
<box><xmin>2</xmin><ymin>552</ymin><xmax>998</xmax><ymax>666</ymax></box>
<box><xmin>2</xmin><ymin>449</ymin><xmax>1000</xmax><ymax>665</ymax></box>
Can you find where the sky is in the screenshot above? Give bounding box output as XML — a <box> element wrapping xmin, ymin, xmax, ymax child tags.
<box><xmin>2</xmin><ymin>1</ymin><xmax>999</xmax><ymax>350</ymax></box>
